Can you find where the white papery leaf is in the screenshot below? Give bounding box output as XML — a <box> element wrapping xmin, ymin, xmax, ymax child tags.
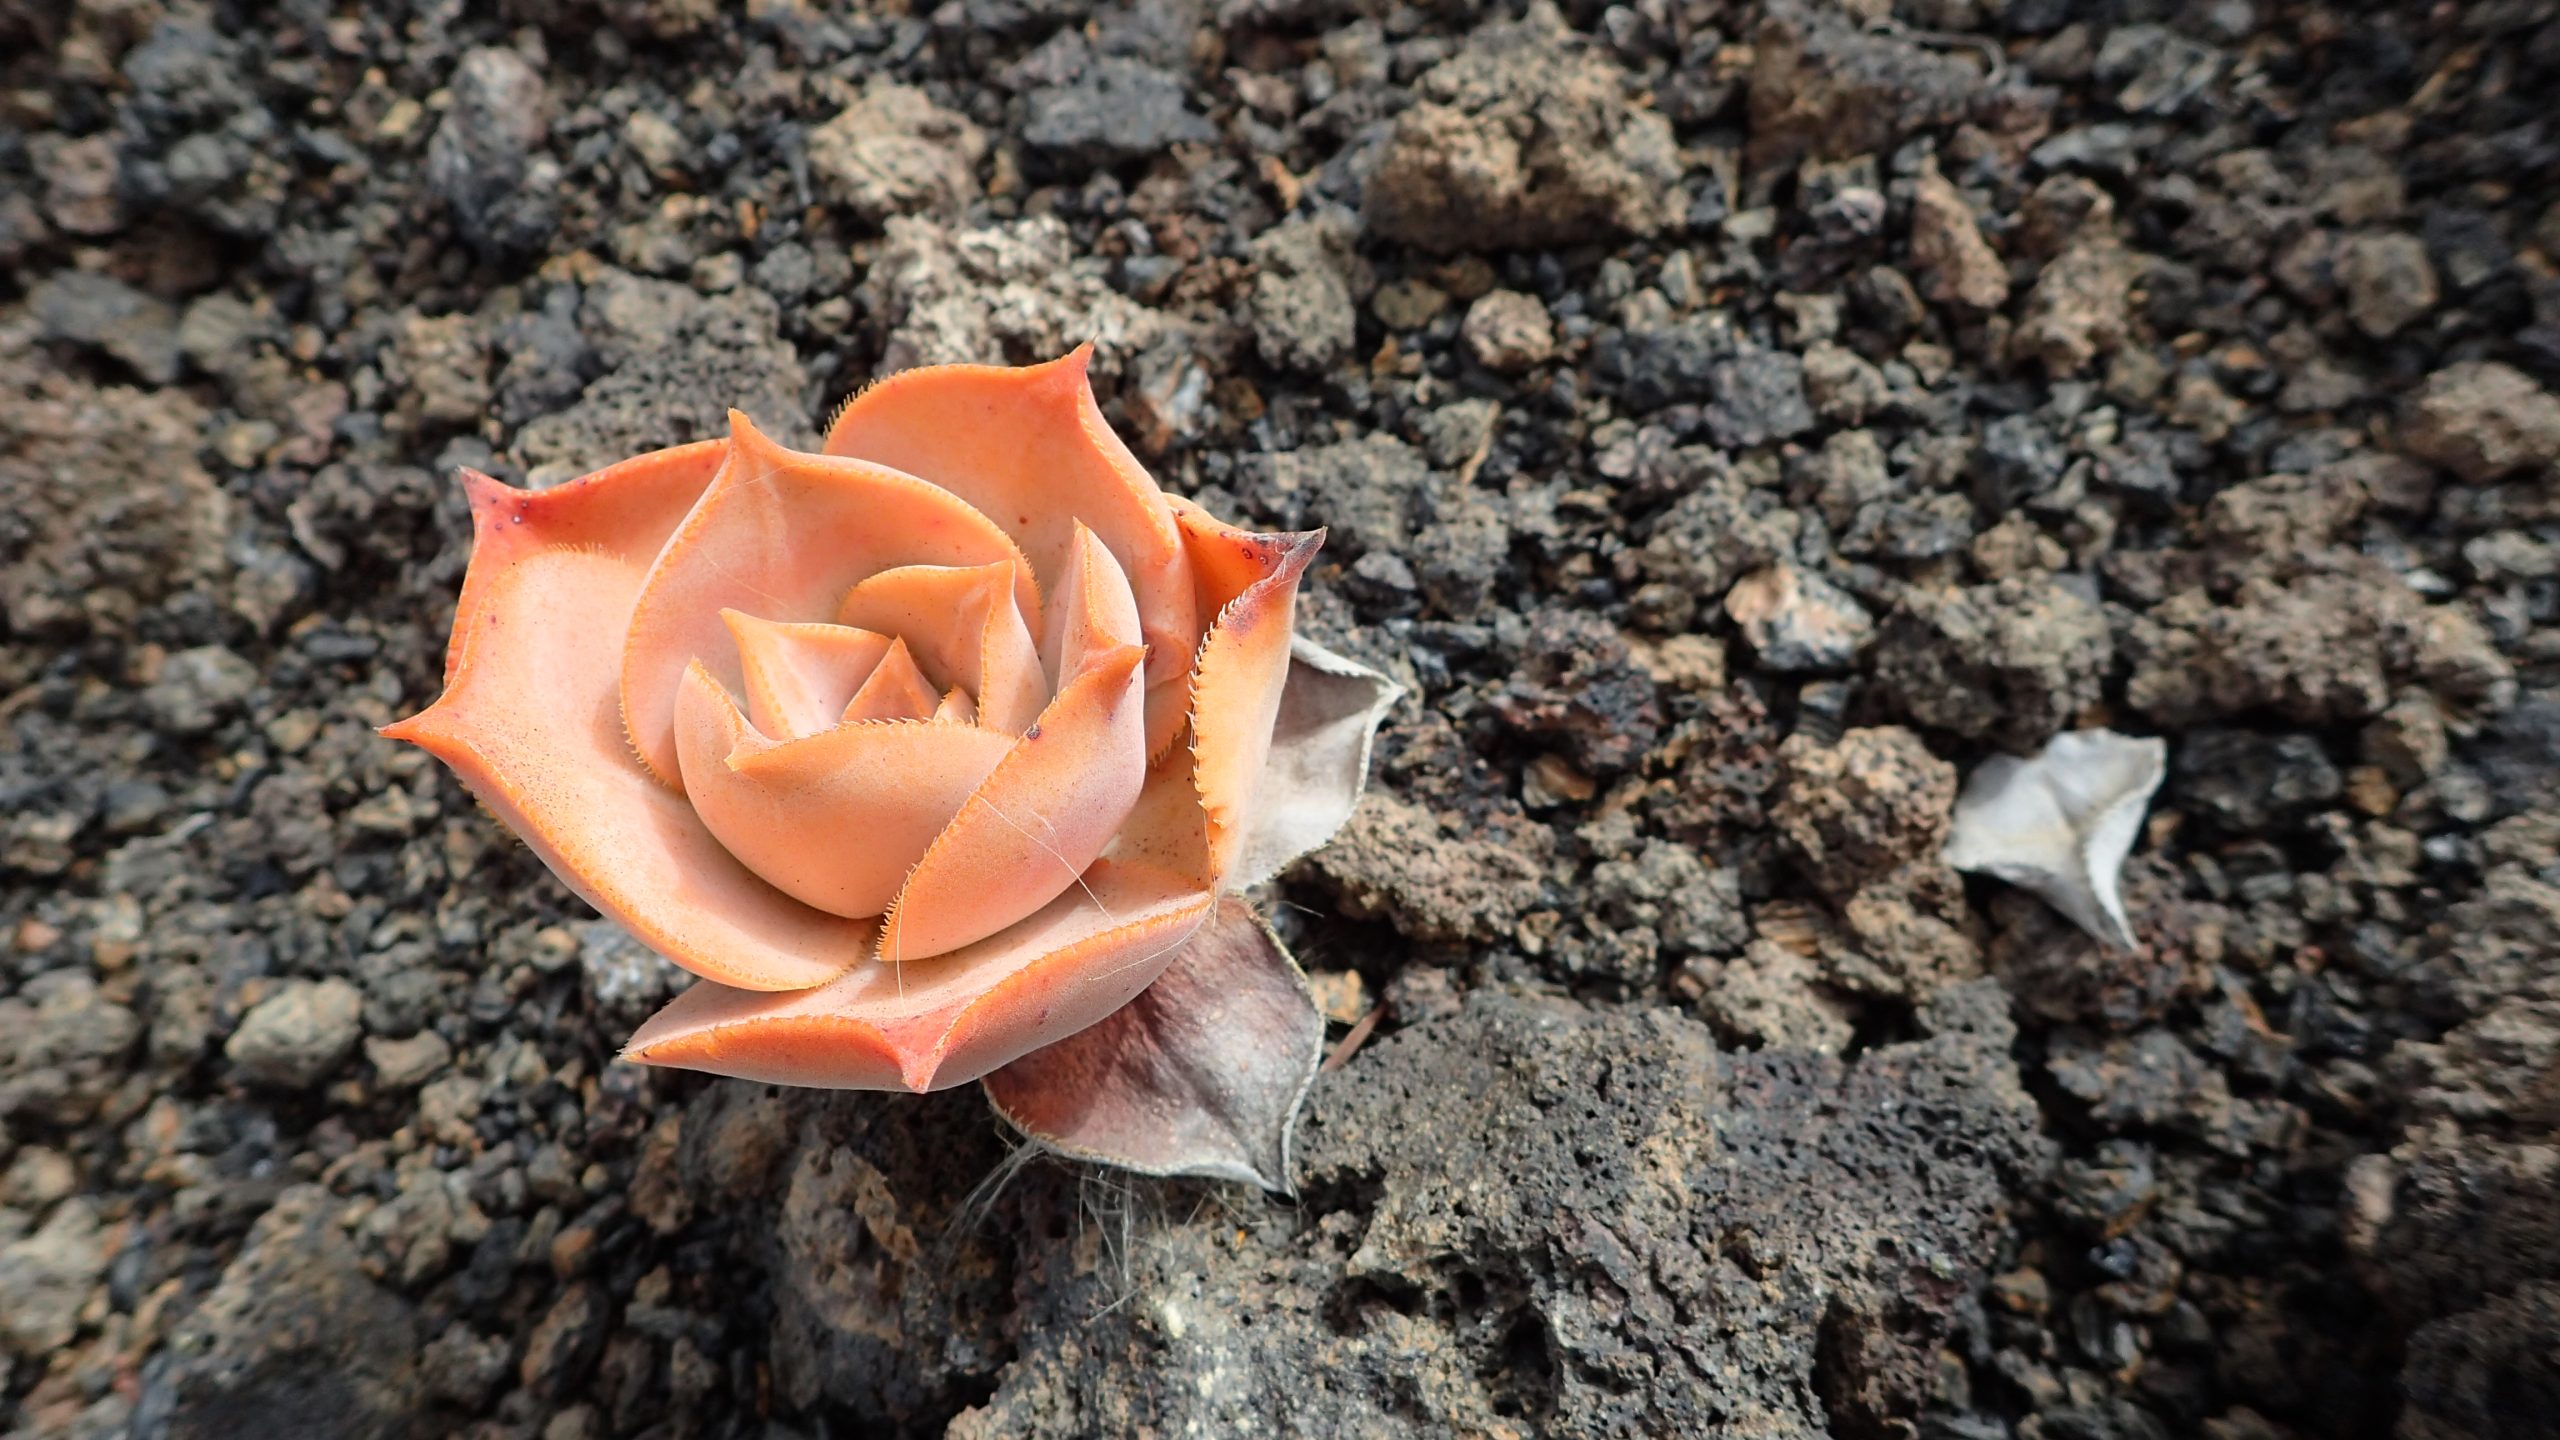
<box><xmin>983</xmin><ymin>898</ymin><xmax>1323</xmax><ymax>1191</ymax></box>
<box><xmin>1944</xmin><ymin>728</ymin><xmax>2167</xmax><ymax>950</ymax></box>
<box><xmin>1227</xmin><ymin>636</ymin><xmax>1404</xmax><ymax>891</ymax></box>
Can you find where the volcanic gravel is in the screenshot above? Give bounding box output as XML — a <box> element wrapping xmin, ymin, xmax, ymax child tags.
<box><xmin>4</xmin><ymin>0</ymin><xmax>2559</xmax><ymax>1437</ymax></box>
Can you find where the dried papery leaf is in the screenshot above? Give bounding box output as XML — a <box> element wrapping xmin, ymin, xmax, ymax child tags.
<box><xmin>981</xmin><ymin>897</ymin><xmax>1324</xmax><ymax>1191</ymax></box>
<box><xmin>1228</xmin><ymin>637</ymin><xmax>1404</xmax><ymax>891</ymax></box>
<box><xmin>1943</xmin><ymin>727</ymin><xmax>2167</xmax><ymax>950</ymax></box>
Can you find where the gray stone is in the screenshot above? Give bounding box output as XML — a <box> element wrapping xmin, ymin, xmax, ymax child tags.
<box><xmin>2012</xmin><ymin>236</ymin><xmax>2143</xmax><ymax>376</ymax></box>
<box><xmin>0</xmin><ymin>1198</ymin><xmax>108</xmax><ymax>1358</ymax></box>
<box><xmin>1020</xmin><ymin>46</ymin><xmax>1214</xmax><ymax>163</ymax></box>
<box><xmin>362</xmin><ymin>1030</ymin><xmax>452</xmax><ymax>1091</ymax></box>
<box><xmin>1911</xmin><ymin>166</ymin><xmax>2009</xmax><ymax>310</ymax></box>
<box><xmin>1364</xmin><ymin>6</ymin><xmax>1682</xmax><ymax>253</ymax></box>
<box><xmin>31</xmin><ymin>271</ymin><xmax>182</xmax><ymax>384</ymax></box>
<box><xmin>2094</xmin><ymin>24</ymin><xmax>2225</xmax><ymax>115</ymax></box>
<box><xmin>1460</xmin><ymin>288</ymin><xmax>1557</xmax><ymax>371</ymax></box>
<box><xmin>1723</xmin><ymin>563</ymin><xmax>1874</xmax><ymax>672</ymax></box>
<box><xmin>579</xmin><ymin>919</ymin><xmax>678</xmax><ymax>1027</ymax></box>
<box><xmin>807</xmin><ymin>82</ymin><xmax>987</xmax><ymax>225</ymax></box>
<box><xmin>854</xmin><ymin>214</ymin><xmax>1174</xmax><ymax>378</ymax></box>
<box><xmin>226</xmin><ymin>978</ymin><xmax>365</xmax><ymax>1089</ymax></box>
<box><xmin>1703</xmin><ymin>345</ymin><xmax>1815</xmax><ymax>449</ymax></box>
<box><xmin>2400</xmin><ymin>361</ymin><xmax>2560</xmax><ymax>481</ymax></box>
<box><xmin>427</xmin><ymin>47</ymin><xmax>555</xmax><ymax>252</ymax></box>
<box><xmin>145</xmin><ymin>646</ymin><xmax>258</xmax><ymax>736</ymax></box>
<box><xmin>31</xmin><ymin>131</ymin><xmax>121</xmax><ymax>236</ymax></box>
<box><xmin>2339</xmin><ymin>230</ymin><xmax>2439</xmax><ymax>339</ymax></box>
<box><xmin>1250</xmin><ymin>212</ymin><xmax>1363</xmax><ymax>374</ymax></box>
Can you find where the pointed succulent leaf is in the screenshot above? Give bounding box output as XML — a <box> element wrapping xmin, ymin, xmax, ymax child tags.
<box><xmin>624</xmin><ymin>857</ymin><xmax>1216</xmax><ymax>1092</ymax></box>
<box><xmin>382</xmin><ymin>446</ymin><xmax>877</xmax><ymax>993</ymax></box>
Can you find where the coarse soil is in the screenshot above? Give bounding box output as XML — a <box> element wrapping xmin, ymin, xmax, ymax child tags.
<box><xmin>3</xmin><ymin>1</ymin><xmax>2558</xmax><ymax>1437</ymax></box>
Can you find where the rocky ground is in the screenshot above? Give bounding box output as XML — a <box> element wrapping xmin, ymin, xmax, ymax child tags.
<box><xmin>4</xmin><ymin>0</ymin><xmax>2558</xmax><ymax>1436</ymax></box>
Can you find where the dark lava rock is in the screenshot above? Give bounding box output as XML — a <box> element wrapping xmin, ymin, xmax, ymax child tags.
<box><xmin>1602</xmin><ymin>318</ymin><xmax>1724</xmax><ymax>413</ymax></box>
<box><xmin>1636</xmin><ymin>467</ymin><xmax>1794</xmax><ymax>629</ymax></box>
<box><xmin>2123</xmin><ymin>568</ymin><xmax>2510</xmax><ymax>727</ymax></box>
<box><xmin>2047</xmin><ymin>1028</ymin><xmax>2233</xmax><ymax>1140</ymax></box>
<box><xmin>2011</xmin><ymin>234</ymin><xmax>2145</xmax><ymax>377</ymax></box>
<box><xmin>132</xmin><ymin>1186</ymin><xmax>442</xmax><ymax>1440</ymax></box>
<box><xmin>2344</xmin><ymin>845</ymin><xmax>2560</xmax><ymax>1440</ymax></box>
<box><xmin>2398</xmin><ymin>361</ymin><xmax>2560</xmax><ymax>482</ymax></box>
<box><xmin>1237</xmin><ymin>431</ymin><xmax>1428</xmax><ymax>558</ymax></box>
<box><xmin>1019</xmin><ymin>40</ymin><xmax>1214</xmax><ymax>165</ymax></box>
<box><xmin>1703</xmin><ymin>345</ymin><xmax>1816</xmax><ymax>450</ymax></box>
<box><xmin>686</xmin><ymin>1087</ymin><xmax>1015</xmax><ymax>1423</ymax></box>
<box><xmin>510</xmin><ymin>270</ymin><xmax>807</xmax><ymax>479</ymax></box>
<box><xmin>1</xmin><ymin>353</ymin><xmax>232</xmax><ymax>638</ymax></box>
<box><xmin>1305</xmin><ymin>792</ymin><xmax>1548</xmax><ymax>946</ymax></box>
<box><xmin>1591</xmin><ymin>839</ymin><xmax>1749</xmax><ymax>958</ymax></box>
<box><xmin>0</xmin><ymin>1199</ymin><xmax>108</xmax><ymax>1362</ymax></box>
<box><xmin>2172</xmin><ymin>730</ymin><xmax>2342</xmax><ymax>835</ymax></box>
<box><xmin>29</xmin><ymin>271</ymin><xmax>182</xmax><ymax>383</ymax></box>
<box><xmin>953</xmin><ymin>988</ymin><xmax>2047</xmax><ymax>1438</ymax></box>
<box><xmin>0</xmin><ymin>972</ymin><xmax>141</xmax><ymax>1128</ymax></box>
<box><xmin>426</xmin><ymin>47</ymin><xmax>557</xmax><ymax>255</ymax></box>
<box><xmin>1363</xmin><ymin>5</ymin><xmax>1681</xmax><ymax>253</ymax></box>
<box><xmin>1871</xmin><ymin>579</ymin><xmax>2113</xmax><ymax>751</ymax></box>
<box><xmin>1489</xmin><ymin>607</ymin><xmax>1664</xmax><ymax>776</ymax></box>
<box><xmin>1772</xmin><ymin>727</ymin><xmax>1955</xmax><ymax>903</ymax></box>
<box><xmin>1724</xmin><ymin>563</ymin><xmax>1874</xmax><ymax>673</ymax></box>
<box><xmin>1746</xmin><ymin>0</ymin><xmax>1987</xmax><ymax>175</ymax></box>
<box><xmin>2398</xmin><ymin>1283</ymin><xmax>2560</xmax><ymax>1440</ymax></box>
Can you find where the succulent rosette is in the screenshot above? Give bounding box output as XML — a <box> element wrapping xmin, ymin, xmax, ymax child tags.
<box><xmin>385</xmin><ymin>349</ymin><xmax>1397</xmax><ymax>1187</ymax></box>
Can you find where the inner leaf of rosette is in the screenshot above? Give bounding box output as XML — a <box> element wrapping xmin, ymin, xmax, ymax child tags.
<box><xmin>670</xmin><ymin>524</ymin><xmax>1159</xmax><ymax>959</ymax></box>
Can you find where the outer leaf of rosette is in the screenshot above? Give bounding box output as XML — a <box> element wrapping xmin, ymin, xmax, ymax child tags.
<box><xmin>1226</xmin><ymin>636</ymin><xmax>1404</xmax><ymax>891</ymax></box>
<box><xmin>620</xmin><ymin>856</ymin><xmax>1215</xmax><ymax>1093</ymax></box>
<box><xmin>1168</xmin><ymin>498</ymin><xmax>1326</xmax><ymax>885</ymax></box>
<box><xmin>381</xmin><ymin>443</ymin><xmax>873</xmax><ymax>993</ymax></box>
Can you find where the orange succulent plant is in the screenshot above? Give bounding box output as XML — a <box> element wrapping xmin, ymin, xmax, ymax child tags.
<box><xmin>384</xmin><ymin>348</ymin><xmax>1398</xmax><ymax>1188</ymax></box>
